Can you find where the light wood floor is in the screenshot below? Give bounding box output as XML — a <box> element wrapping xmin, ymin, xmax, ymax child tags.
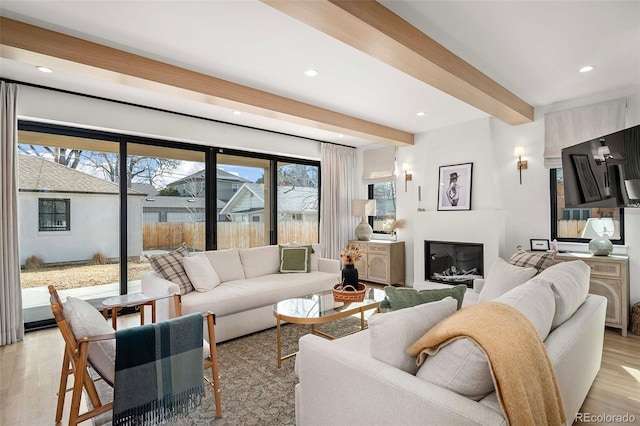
<box><xmin>1</xmin><ymin>317</ymin><xmax>639</xmax><ymax>425</ymax></box>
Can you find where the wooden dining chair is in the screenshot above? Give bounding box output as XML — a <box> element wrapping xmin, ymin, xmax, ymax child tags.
<box><xmin>48</xmin><ymin>285</ymin><xmax>222</xmax><ymax>425</ymax></box>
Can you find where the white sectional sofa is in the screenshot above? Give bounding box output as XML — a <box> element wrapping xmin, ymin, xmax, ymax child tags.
<box><xmin>141</xmin><ymin>244</ymin><xmax>340</xmax><ymax>343</ymax></box>
<box><xmin>295</xmin><ymin>260</ymin><xmax>607</xmax><ymax>425</ymax></box>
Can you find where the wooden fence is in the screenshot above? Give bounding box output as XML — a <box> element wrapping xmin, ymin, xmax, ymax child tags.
<box><xmin>143</xmin><ymin>221</ymin><xmax>319</xmax><ymax>250</ymax></box>
<box><xmin>556</xmin><ymin>219</ymin><xmax>620</xmax><ymax>239</ymax></box>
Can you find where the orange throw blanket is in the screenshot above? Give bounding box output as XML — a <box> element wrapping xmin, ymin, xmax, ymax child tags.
<box><xmin>408</xmin><ymin>302</ymin><xmax>566</xmax><ymax>426</ymax></box>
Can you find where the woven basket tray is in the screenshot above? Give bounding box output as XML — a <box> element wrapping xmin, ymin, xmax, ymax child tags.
<box><xmin>333</xmin><ymin>283</ymin><xmax>366</xmax><ymax>303</ymax></box>
<box><xmin>631</xmin><ymin>302</ymin><xmax>640</xmax><ymax>336</ymax></box>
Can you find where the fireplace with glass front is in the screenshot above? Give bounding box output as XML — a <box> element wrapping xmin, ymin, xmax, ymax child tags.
<box><xmin>425</xmin><ymin>240</ymin><xmax>483</xmax><ymax>288</ymax></box>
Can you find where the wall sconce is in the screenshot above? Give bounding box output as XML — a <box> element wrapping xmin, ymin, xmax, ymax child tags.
<box><xmin>513</xmin><ymin>146</ymin><xmax>528</xmax><ymax>185</ymax></box>
<box><xmin>402</xmin><ymin>163</ymin><xmax>412</xmax><ymax>192</ymax></box>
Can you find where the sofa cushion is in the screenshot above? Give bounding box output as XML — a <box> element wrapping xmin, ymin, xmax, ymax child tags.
<box><xmin>239</xmin><ymin>245</ymin><xmax>280</xmax><ymax>278</ymax></box>
<box><xmin>147</xmin><ymin>246</ymin><xmax>193</xmax><ymax>295</ymax></box>
<box><xmin>205</xmin><ymin>248</ymin><xmax>245</xmax><ymax>283</ymax></box>
<box><xmin>415</xmin><ymin>337</ymin><xmax>493</xmax><ymax>400</ymax></box>
<box><xmin>414</xmin><ymin>278</ymin><xmax>557</xmax><ymax>401</ymax></box>
<box><xmin>369</xmin><ymin>297</ymin><xmax>457</xmax><ymax>374</ymax></box>
<box><xmin>380</xmin><ymin>285</ymin><xmax>466</xmax><ymax>311</ymax></box>
<box><xmin>279</xmin><ymin>246</ymin><xmax>310</xmax><ymax>273</ymax></box>
<box><xmin>478</xmin><ymin>258</ymin><xmax>536</xmax><ymax>302</ymax></box>
<box><xmin>495</xmin><ymin>278</ymin><xmax>556</xmax><ymax>340</ymax></box>
<box><xmin>536</xmin><ymin>260</ymin><xmax>590</xmax><ymax>329</ymax></box>
<box><xmin>63</xmin><ymin>296</ymin><xmax>115</xmax><ymax>385</ymax></box>
<box><xmin>180</xmin><ymin>271</ymin><xmax>337</xmax><ymax>317</ymax></box>
<box><xmin>508</xmin><ymin>248</ymin><xmax>555</xmax><ymax>273</ymax></box>
<box><xmin>183</xmin><ymin>253</ymin><xmax>221</xmax><ymax>292</ymax></box>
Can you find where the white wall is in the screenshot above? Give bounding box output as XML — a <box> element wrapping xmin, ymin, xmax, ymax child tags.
<box><xmin>17</xmin><ymin>85</ymin><xmax>323</xmax><ymax>161</ymax></box>
<box><xmin>18</xmin><ymin>192</ymin><xmax>145</xmax><ymax>264</ymax></box>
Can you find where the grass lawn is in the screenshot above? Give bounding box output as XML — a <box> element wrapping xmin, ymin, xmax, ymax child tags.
<box><xmin>21</xmin><ymin>262</ymin><xmax>152</xmax><ymax>290</ymax></box>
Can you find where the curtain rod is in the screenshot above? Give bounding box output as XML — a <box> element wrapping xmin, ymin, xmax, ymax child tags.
<box><xmin>1</xmin><ymin>78</ymin><xmax>356</xmax><ymax>150</ymax></box>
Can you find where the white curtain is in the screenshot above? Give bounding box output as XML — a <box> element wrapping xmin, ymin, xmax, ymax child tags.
<box><xmin>1</xmin><ymin>82</ymin><xmax>23</xmax><ymax>346</ymax></box>
<box><xmin>544</xmin><ymin>97</ymin><xmax>627</xmax><ymax>168</ymax></box>
<box><xmin>320</xmin><ymin>143</ymin><xmax>357</xmax><ymax>260</ymax></box>
<box><xmin>362</xmin><ymin>146</ymin><xmax>396</xmax><ymax>183</ymax></box>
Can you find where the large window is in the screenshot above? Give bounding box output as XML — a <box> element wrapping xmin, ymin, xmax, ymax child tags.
<box><xmin>368</xmin><ymin>181</ymin><xmax>397</xmax><ymax>234</ymax></box>
<box><xmin>551</xmin><ymin>168</ymin><xmax>624</xmax><ymax>244</ymax></box>
<box><xmin>18</xmin><ymin>121</ymin><xmax>321</xmax><ymax>328</ymax></box>
<box><xmin>38</xmin><ymin>199</ymin><xmax>70</xmax><ymax>231</ymax></box>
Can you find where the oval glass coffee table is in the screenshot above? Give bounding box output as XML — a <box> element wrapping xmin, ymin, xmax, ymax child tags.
<box><xmin>273</xmin><ymin>286</ymin><xmax>385</xmax><ymax>368</ymax></box>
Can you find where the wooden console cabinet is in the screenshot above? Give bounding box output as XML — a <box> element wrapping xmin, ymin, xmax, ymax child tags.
<box><xmin>554</xmin><ymin>253</ymin><xmax>630</xmax><ymax>336</ymax></box>
<box><xmin>349</xmin><ymin>240</ymin><xmax>405</xmax><ymax>286</ymax></box>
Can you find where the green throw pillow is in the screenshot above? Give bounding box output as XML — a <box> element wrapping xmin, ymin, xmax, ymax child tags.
<box><xmin>279</xmin><ymin>246</ymin><xmax>309</xmax><ymax>273</ymax></box>
<box><xmin>279</xmin><ymin>244</ymin><xmax>314</xmax><ymax>272</ymax></box>
<box><xmin>381</xmin><ymin>285</ymin><xmax>467</xmax><ymax>311</ymax></box>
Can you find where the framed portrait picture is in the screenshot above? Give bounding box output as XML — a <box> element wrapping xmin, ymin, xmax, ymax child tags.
<box><xmin>530</xmin><ymin>239</ymin><xmax>550</xmax><ymax>251</ymax></box>
<box><xmin>437</xmin><ymin>162</ymin><xmax>472</xmax><ymax>211</ymax></box>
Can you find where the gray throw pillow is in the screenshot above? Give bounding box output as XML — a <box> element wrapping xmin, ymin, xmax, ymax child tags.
<box><xmin>381</xmin><ymin>284</ymin><xmax>466</xmax><ymax>311</ymax></box>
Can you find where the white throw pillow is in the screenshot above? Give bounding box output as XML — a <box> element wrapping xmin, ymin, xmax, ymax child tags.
<box><xmin>238</xmin><ymin>245</ymin><xmax>280</xmax><ymax>278</ymax></box>
<box><xmin>63</xmin><ymin>296</ymin><xmax>116</xmax><ymax>385</ymax></box>
<box><xmin>478</xmin><ymin>258</ymin><xmax>537</xmax><ymax>302</ymax></box>
<box><xmin>495</xmin><ymin>278</ymin><xmax>556</xmax><ymax>341</ymax></box>
<box><xmin>368</xmin><ymin>297</ymin><xmax>457</xmax><ymax>374</ymax></box>
<box><xmin>205</xmin><ymin>248</ymin><xmax>245</xmax><ymax>282</ymax></box>
<box><xmin>183</xmin><ymin>253</ymin><xmax>221</xmax><ymax>292</ymax></box>
<box><xmin>536</xmin><ymin>260</ymin><xmax>590</xmax><ymax>329</ymax></box>
<box><xmin>416</xmin><ymin>337</ymin><xmax>494</xmax><ymax>400</ymax></box>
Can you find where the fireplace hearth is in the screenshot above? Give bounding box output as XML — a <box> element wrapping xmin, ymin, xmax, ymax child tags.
<box><xmin>425</xmin><ymin>240</ymin><xmax>483</xmax><ymax>288</ymax></box>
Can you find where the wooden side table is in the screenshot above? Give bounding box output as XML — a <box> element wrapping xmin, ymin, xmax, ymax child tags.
<box><xmin>101</xmin><ymin>293</ymin><xmax>160</xmax><ymax>330</ymax></box>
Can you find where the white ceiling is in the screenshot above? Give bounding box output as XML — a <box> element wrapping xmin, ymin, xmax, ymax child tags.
<box><xmin>1</xmin><ymin>1</ymin><xmax>638</xmax><ymax>148</ymax></box>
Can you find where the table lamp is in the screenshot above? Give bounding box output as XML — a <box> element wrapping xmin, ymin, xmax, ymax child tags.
<box><xmin>352</xmin><ymin>199</ymin><xmax>376</xmax><ymax>241</ymax></box>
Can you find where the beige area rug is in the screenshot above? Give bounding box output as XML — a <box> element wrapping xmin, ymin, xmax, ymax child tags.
<box><xmin>91</xmin><ymin>316</ymin><xmax>364</xmax><ymax>425</ymax></box>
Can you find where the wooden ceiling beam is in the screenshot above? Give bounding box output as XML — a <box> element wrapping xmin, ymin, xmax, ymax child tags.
<box><xmin>262</xmin><ymin>0</ymin><xmax>534</xmax><ymax>125</ymax></box>
<box><xmin>0</xmin><ymin>17</ymin><xmax>413</xmax><ymax>147</ymax></box>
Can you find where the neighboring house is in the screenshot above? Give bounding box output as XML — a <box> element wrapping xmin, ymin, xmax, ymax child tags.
<box><xmin>17</xmin><ymin>154</ymin><xmax>145</xmax><ymax>265</ymax></box>
<box><xmin>220</xmin><ymin>183</ymin><xmax>318</xmax><ymax>223</ymax></box>
<box><xmin>142</xmin><ymin>196</ymin><xmax>215</xmax><ymax>223</ymax></box>
<box><xmin>166</xmin><ymin>168</ymin><xmax>250</xmax><ymax>202</ymax></box>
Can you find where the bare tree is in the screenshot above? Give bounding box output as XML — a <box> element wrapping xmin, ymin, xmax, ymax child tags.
<box><xmin>87</xmin><ymin>153</ymin><xmax>179</xmax><ymax>188</ymax></box>
<box><xmin>18</xmin><ymin>145</ymin><xmax>83</xmax><ymax>169</ymax></box>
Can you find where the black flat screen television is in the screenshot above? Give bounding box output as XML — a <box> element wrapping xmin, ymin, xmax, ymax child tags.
<box><xmin>561</xmin><ymin>124</ymin><xmax>640</xmax><ymax>208</ymax></box>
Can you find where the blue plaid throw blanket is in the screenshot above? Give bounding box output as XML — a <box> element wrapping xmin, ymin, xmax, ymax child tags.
<box><xmin>113</xmin><ymin>313</ymin><xmax>204</xmax><ymax>425</ymax></box>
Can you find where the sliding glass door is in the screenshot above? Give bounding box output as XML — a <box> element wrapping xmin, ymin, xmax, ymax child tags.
<box><xmin>17</xmin><ymin>129</ymin><xmax>121</xmax><ymax>324</ymax></box>
<box><xmin>217</xmin><ymin>153</ymin><xmax>271</xmax><ymax>249</ymax></box>
<box><xmin>126</xmin><ymin>143</ymin><xmax>206</xmax><ymax>293</ymax></box>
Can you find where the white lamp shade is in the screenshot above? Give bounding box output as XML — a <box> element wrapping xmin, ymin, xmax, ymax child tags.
<box><xmin>513</xmin><ymin>146</ymin><xmax>525</xmax><ymax>157</ymax></box>
<box><xmin>352</xmin><ymin>199</ymin><xmax>377</xmax><ymax>217</ymax></box>
<box><xmin>581</xmin><ymin>218</ymin><xmax>616</xmax><ymax>239</ymax></box>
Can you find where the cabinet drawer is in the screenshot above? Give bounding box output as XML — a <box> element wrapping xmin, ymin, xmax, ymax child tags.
<box><xmin>588</xmin><ymin>261</ymin><xmax>621</xmax><ymax>278</ymax></box>
<box><xmin>367</xmin><ymin>244</ymin><xmax>389</xmax><ymax>254</ymax></box>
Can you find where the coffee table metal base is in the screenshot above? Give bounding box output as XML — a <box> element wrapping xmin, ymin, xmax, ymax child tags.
<box><xmin>274</xmin><ymin>301</ymin><xmax>378</xmax><ymax>368</ymax></box>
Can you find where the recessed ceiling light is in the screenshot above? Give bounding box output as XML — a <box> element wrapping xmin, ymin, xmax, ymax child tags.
<box><xmin>579</xmin><ymin>65</ymin><xmax>595</xmax><ymax>73</ymax></box>
<box><xmin>417</xmin><ymin>112</ymin><xmax>426</xmax><ymax>117</ymax></box>
<box><xmin>36</xmin><ymin>66</ymin><xmax>53</xmax><ymax>73</ymax></box>
<box><xmin>337</xmin><ymin>134</ymin><xmax>344</xmax><ymax>138</ymax></box>
<box><xmin>232</xmin><ymin>111</ymin><xmax>242</xmax><ymax>115</ymax></box>
<box><xmin>304</xmin><ymin>69</ymin><xmax>319</xmax><ymax>77</ymax></box>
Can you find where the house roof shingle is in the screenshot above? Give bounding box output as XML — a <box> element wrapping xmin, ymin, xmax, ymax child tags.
<box><xmin>18</xmin><ymin>154</ymin><xmax>143</xmax><ymax>195</ymax></box>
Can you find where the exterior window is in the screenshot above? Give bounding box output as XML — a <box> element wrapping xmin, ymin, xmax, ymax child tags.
<box><xmin>38</xmin><ymin>198</ymin><xmax>70</xmax><ymax>231</ymax></box>
<box><xmin>369</xmin><ymin>182</ymin><xmax>396</xmax><ymax>233</ymax></box>
<box><xmin>551</xmin><ymin>169</ymin><xmax>624</xmax><ymax>244</ymax></box>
